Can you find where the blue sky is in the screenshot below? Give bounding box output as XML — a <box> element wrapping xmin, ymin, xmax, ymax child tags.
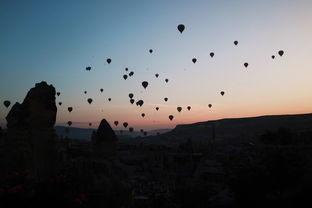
<box><xmin>1</xmin><ymin>0</ymin><xmax>312</xmax><ymax>130</ymax></box>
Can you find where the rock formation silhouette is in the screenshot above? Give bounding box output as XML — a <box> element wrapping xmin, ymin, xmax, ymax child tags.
<box><xmin>91</xmin><ymin>119</ymin><xmax>118</xmax><ymax>159</ymax></box>
<box><xmin>2</xmin><ymin>81</ymin><xmax>57</xmax><ymax>179</ymax></box>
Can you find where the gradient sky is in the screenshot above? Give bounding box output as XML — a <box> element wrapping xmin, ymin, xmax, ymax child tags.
<box><xmin>1</xmin><ymin>0</ymin><xmax>312</xmax><ymax>130</ymax></box>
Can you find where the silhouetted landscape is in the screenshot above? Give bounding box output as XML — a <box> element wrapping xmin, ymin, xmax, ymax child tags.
<box><xmin>1</xmin><ymin>1</ymin><xmax>312</xmax><ymax>208</ymax></box>
<box><xmin>1</xmin><ymin>81</ymin><xmax>312</xmax><ymax>208</ymax></box>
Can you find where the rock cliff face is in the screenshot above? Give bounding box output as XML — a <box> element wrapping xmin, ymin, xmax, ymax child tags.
<box><xmin>2</xmin><ymin>81</ymin><xmax>57</xmax><ymax>179</ymax></box>
<box><xmin>91</xmin><ymin>119</ymin><xmax>118</xmax><ymax>159</ymax></box>
<box><xmin>6</xmin><ymin>81</ymin><xmax>57</xmax><ymax>129</ymax></box>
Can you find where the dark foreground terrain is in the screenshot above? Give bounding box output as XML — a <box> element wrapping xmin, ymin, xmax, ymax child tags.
<box><xmin>1</xmin><ymin>82</ymin><xmax>312</xmax><ymax>208</ymax></box>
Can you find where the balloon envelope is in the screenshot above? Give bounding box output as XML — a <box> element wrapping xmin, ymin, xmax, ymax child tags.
<box><xmin>192</xmin><ymin>58</ymin><xmax>197</xmax><ymax>64</ymax></box>
<box><xmin>3</xmin><ymin>100</ymin><xmax>11</xmax><ymax>108</ymax></box>
<box><xmin>177</xmin><ymin>24</ymin><xmax>185</xmax><ymax>33</ymax></box>
<box><xmin>107</xmin><ymin>58</ymin><xmax>111</xmax><ymax>64</ymax></box>
<box><xmin>169</xmin><ymin>115</ymin><xmax>174</xmax><ymax>121</ymax></box>
<box><xmin>87</xmin><ymin>98</ymin><xmax>93</xmax><ymax>104</ymax></box>
<box><xmin>142</xmin><ymin>81</ymin><xmax>148</xmax><ymax>89</ymax></box>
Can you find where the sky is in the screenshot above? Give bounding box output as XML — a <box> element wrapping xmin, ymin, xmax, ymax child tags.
<box><xmin>0</xmin><ymin>0</ymin><xmax>312</xmax><ymax>130</ymax></box>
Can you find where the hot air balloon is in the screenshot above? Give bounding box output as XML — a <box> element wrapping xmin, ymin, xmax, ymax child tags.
<box><xmin>155</xmin><ymin>73</ymin><xmax>159</xmax><ymax>78</ymax></box>
<box><xmin>129</xmin><ymin>71</ymin><xmax>134</xmax><ymax>76</ymax></box>
<box><xmin>234</xmin><ymin>40</ymin><xmax>238</xmax><ymax>46</ymax></box>
<box><xmin>192</xmin><ymin>58</ymin><xmax>197</xmax><ymax>64</ymax></box>
<box><xmin>84</xmin><ymin>91</ymin><xmax>87</xmax><ymax>94</ymax></box>
<box><xmin>86</xmin><ymin>66</ymin><xmax>91</xmax><ymax>71</ymax></box>
<box><xmin>142</xmin><ymin>81</ymin><xmax>148</xmax><ymax>89</ymax></box>
<box><xmin>165</xmin><ymin>79</ymin><xmax>169</xmax><ymax>83</ymax></box>
<box><xmin>177</xmin><ymin>24</ymin><xmax>185</xmax><ymax>33</ymax></box>
<box><xmin>140</xmin><ymin>129</ymin><xmax>144</xmax><ymax>133</ymax></box>
<box><xmin>58</xmin><ymin>102</ymin><xmax>62</xmax><ymax>106</ymax></box>
<box><xmin>123</xmin><ymin>122</ymin><xmax>128</xmax><ymax>128</ymax></box>
<box><xmin>149</xmin><ymin>49</ymin><xmax>153</xmax><ymax>54</ymax></box>
<box><xmin>107</xmin><ymin>58</ymin><xmax>111</xmax><ymax>64</ymax></box>
<box><xmin>57</xmin><ymin>92</ymin><xmax>60</xmax><ymax>96</ymax></box>
<box><xmin>123</xmin><ymin>75</ymin><xmax>128</xmax><ymax>80</ymax></box>
<box><xmin>68</xmin><ymin>107</ymin><xmax>73</xmax><ymax>112</ymax></box>
<box><xmin>210</xmin><ymin>52</ymin><xmax>214</xmax><ymax>58</ymax></box>
<box><xmin>155</xmin><ymin>107</ymin><xmax>159</xmax><ymax>111</ymax></box>
<box><xmin>136</xmin><ymin>100</ymin><xmax>144</xmax><ymax>107</ymax></box>
<box><xmin>128</xmin><ymin>93</ymin><xmax>134</xmax><ymax>99</ymax></box>
<box><xmin>89</xmin><ymin>123</ymin><xmax>92</xmax><ymax>127</ymax></box>
<box><xmin>187</xmin><ymin>106</ymin><xmax>191</xmax><ymax>111</ymax></box>
<box><xmin>244</xmin><ymin>62</ymin><xmax>248</xmax><ymax>68</ymax></box>
<box><xmin>129</xmin><ymin>127</ymin><xmax>134</xmax><ymax>132</ymax></box>
<box><xmin>208</xmin><ymin>104</ymin><xmax>212</xmax><ymax>108</ymax></box>
<box><xmin>100</xmin><ymin>89</ymin><xmax>103</xmax><ymax>93</ymax></box>
<box><xmin>272</xmin><ymin>55</ymin><xmax>275</xmax><ymax>59</ymax></box>
<box><xmin>108</xmin><ymin>98</ymin><xmax>111</xmax><ymax>102</ymax></box>
<box><xmin>125</xmin><ymin>67</ymin><xmax>128</xmax><ymax>71</ymax></box>
<box><xmin>67</xmin><ymin>121</ymin><xmax>72</xmax><ymax>126</ymax></box>
<box><xmin>3</xmin><ymin>100</ymin><xmax>11</xmax><ymax>108</ymax></box>
<box><xmin>169</xmin><ymin>115</ymin><xmax>174</xmax><ymax>121</ymax></box>
<box><xmin>141</xmin><ymin>113</ymin><xmax>145</xmax><ymax>118</ymax></box>
<box><xmin>164</xmin><ymin>97</ymin><xmax>168</xmax><ymax>102</ymax></box>
<box><xmin>278</xmin><ymin>50</ymin><xmax>284</xmax><ymax>56</ymax></box>
<box><xmin>130</xmin><ymin>99</ymin><xmax>135</xmax><ymax>104</ymax></box>
<box><xmin>220</xmin><ymin>91</ymin><xmax>225</xmax><ymax>96</ymax></box>
<box><xmin>114</xmin><ymin>121</ymin><xmax>119</xmax><ymax>126</ymax></box>
<box><xmin>87</xmin><ymin>98</ymin><xmax>93</xmax><ymax>104</ymax></box>
<box><xmin>177</xmin><ymin>107</ymin><xmax>182</xmax><ymax>112</ymax></box>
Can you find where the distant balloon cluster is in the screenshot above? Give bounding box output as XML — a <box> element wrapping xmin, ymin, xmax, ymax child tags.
<box><xmin>2</xmin><ymin>24</ymin><xmax>286</xmax><ymax>136</ymax></box>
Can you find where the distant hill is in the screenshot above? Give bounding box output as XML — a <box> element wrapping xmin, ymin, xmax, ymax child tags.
<box><xmin>169</xmin><ymin>113</ymin><xmax>312</xmax><ymax>138</ymax></box>
<box><xmin>136</xmin><ymin>113</ymin><xmax>312</xmax><ymax>146</ymax></box>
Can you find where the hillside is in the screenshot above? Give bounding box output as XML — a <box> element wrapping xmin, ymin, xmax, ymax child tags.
<box><xmin>136</xmin><ymin>113</ymin><xmax>312</xmax><ymax>146</ymax></box>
